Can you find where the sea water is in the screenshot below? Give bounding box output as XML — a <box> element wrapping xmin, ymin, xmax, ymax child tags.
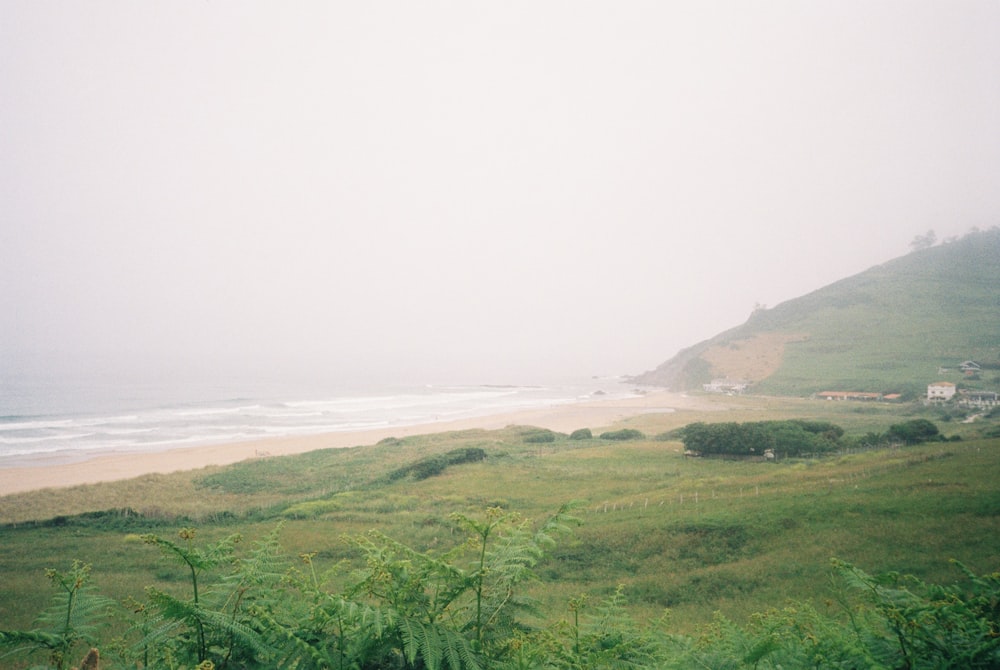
<box><xmin>0</xmin><ymin>368</ymin><xmax>633</xmax><ymax>466</ymax></box>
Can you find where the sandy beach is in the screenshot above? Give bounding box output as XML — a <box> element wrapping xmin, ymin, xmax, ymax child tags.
<box><xmin>0</xmin><ymin>390</ymin><xmax>710</xmax><ymax>496</ymax></box>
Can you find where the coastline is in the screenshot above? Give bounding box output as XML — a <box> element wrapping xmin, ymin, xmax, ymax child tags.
<box><xmin>0</xmin><ymin>390</ymin><xmax>707</xmax><ymax>496</ymax></box>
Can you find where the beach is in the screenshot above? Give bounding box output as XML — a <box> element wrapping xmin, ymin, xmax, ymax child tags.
<box><xmin>0</xmin><ymin>390</ymin><xmax>708</xmax><ymax>496</ymax></box>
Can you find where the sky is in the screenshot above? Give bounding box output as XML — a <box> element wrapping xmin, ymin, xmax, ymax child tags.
<box><xmin>2</xmin><ymin>1</ymin><xmax>999</xmax><ymax>388</ymax></box>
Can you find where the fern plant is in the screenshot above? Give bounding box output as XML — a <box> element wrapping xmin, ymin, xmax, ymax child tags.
<box><xmin>0</xmin><ymin>561</ymin><xmax>112</xmax><ymax>670</ymax></box>
<box><xmin>336</xmin><ymin>505</ymin><xmax>579</xmax><ymax>669</ymax></box>
<box><xmin>449</xmin><ymin>505</ymin><xmax>579</xmax><ymax>657</ymax></box>
<box><xmin>345</xmin><ymin>527</ymin><xmax>480</xmax><ymax>669</ymax></box>
<box><xmin>539</xmin><ymin>586</ymin><xmax>671</xmax><ymax>670</ymax></box>
<box><xmin>252</xmin><ymin>549</ymin><xmax>396</xmax><ymax>670</ymax></box>
<box><xmin>132</xmin><ymin>527</ymin><xmax>278</xmax><ymax>668</ymax></box>
<box><xmin>835</xmin><ymin>558</ymin><xmax>1000</xmax><ymax>669</ymax></box>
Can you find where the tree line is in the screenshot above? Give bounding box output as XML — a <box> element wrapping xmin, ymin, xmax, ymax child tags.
<box><xmin>680</xmin><ymin>420</ymin><xmax>845</xmax><ymax>457</ymax></box>
<box><xmin>680</xmin><ymin>418</ymin><xmax>948</xmax><ymax>458</ymax></box>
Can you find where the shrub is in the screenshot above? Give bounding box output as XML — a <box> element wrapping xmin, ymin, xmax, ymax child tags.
<box><xmin>599</xmin><ymin>429</ymin><xmax>645</xmax><ymax>441</ymax></box>
<box><xmin>680</xmin><ymin>420</ymin><xmax>844</xmax><ymax>456</ymax></box>
<box><xmin>280</xmin><ymin>499</ymin><xmax>343</xmax><ymax>519</ymax></box>
<box><xmin>386</xmin><ymin>446</ymin><xmax>488</xmax><ymax>481</ymax></box>
<box><xmin>569</xmin><ymin>428</ymin><xmax>593</xmax><ymax>440</ymax></box>
<box><xmin>886</xmin><ymin>418</ymin><xmax>941</xmax><ymax>445</ymax></box>
<box><xmin>523</xmin><ymin>429</ymin><xmax>557</xmax><ymax>443</ymax></box>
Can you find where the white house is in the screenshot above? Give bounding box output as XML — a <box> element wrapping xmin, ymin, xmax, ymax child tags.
<box><xmin>702</xmin><ymin>379</ymin><xmax>749</xmax><ymax>394</ymax></box>
<box><xmin>927</xmin><ymin>381</ymin><xmax>956</xmax><ymax>401</ymax></box>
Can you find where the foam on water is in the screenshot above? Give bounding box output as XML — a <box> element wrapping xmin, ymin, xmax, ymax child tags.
<box><xmin>0</xmin><ymin>377</ymin><xmax>635</xmax><ymax>466</ymax></box>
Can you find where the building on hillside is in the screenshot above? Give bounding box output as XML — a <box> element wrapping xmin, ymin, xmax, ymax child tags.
<box><xmin>927</xmin><ymin>381</ymin><xmax>956</xmax><ymax>401</ymax></box>
<box><xmin>702</xmin><ymin>379</ymin><xmax>749</xmax><ymax>394</ymax></box>
<box><xmin>959</xmin><ymin>360</ymin><xmax>982</xmax><ymax>376</ymax></box>
<box><xmin>959</xmin><ymin>390</ymin><xmax>999</xmax><ymax>407</ymax></box>
<box><xmin>815</xmin><ymin>391</ymin><xmax>882</xmax><ymax>401</ymax></box>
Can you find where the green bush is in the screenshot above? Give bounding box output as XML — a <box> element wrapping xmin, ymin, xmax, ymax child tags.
<box><xmin>600</xmin><ymin>429</ymin><xmax>645</xmax><ymax>441</ymax></box>
<box><xmin>569</xmin><ymin>428</ymin><xmax>593</xmax><ymax>440</ymax></box>
<box><xmin>523</xmin><ymin>429</ymin><xmax>557</xmax><ymax>443</ymax></box>
<box><xmin>680</xmin><ymin>420</ymin><xmax>844</xmax><ymax>457</ymax></box>
<box><xmin>886</xmin><ymin>418</ymin><xmax>941</xmax><ymax>445</ymax></box>
<box><xmin>386</xmin><ymin>446</ymin><xmax>488</xmax><ymax>481</ymax></box>
<box><xmin>280</xmin><ymin>499</ymin><xmax>343</xmax><ymax>519</ymax></box>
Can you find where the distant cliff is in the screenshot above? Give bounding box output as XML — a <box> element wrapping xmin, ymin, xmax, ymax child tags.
<box><xmin>631</xmin><ymin>228</ymin><xmax>1000</xmax><ymax>398</ymax></box>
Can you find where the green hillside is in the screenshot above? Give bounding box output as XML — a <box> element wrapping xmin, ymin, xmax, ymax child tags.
<box><xmin>632</xmin><ymin>228</ymin><xmax>1000</xmax><ymax>397</ymax></box>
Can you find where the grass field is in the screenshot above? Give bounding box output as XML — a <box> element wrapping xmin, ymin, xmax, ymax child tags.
<box><xmin>1</xmin><ymin>394</ymin><xmax>999</xmax><ymax>667</ymax></box>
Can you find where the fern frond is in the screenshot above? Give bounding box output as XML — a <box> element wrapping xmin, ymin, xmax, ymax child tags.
<box><xmin>253</xmin><ymin>606</ymin><xmax>335</xmax><ymax>669</ymax></box>
<box><xmin>129</xmin><ymin>610</ymin><xmax>186</xmax><ymax>662</ymax></box>
<box><xmin>0</xmin><ymin>629</ymin><xmax>65</xmax><ymax>649</ymax></box>
<box><xmin>226</xmin><ymin>523</ymin><xmax>288</xmax><ymax>591</ymax></box>
<box><xmin>197</xmin><ymin>606</ymin><xmax>272</xmax><ymax>658</ymax></box>
<box><xmin>145</xmin><ymin>587</ymin><xmax>201</xmax><ymax>622</ymax></box>
<box><xmin>399</xmin><ymin>616</ymin><xmax>482</xmax><ymax>670</ymax></box>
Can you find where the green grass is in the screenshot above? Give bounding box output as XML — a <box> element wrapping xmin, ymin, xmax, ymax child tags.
<box><xmin>1</xmin><ymin>395</ymin><xmax>999</xmax><ymax>647</ymax></box>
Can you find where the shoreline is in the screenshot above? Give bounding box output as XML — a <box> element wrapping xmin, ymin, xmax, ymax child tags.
<box><xmin>0</xmin><ymin>390</ymin><xmax>708</xmax><ymax>496</ymax></box>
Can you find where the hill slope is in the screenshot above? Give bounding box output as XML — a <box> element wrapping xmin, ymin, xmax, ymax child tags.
<box><xmin>632</xmin><ymin>228</ymin><xmax>1000</xmax><ymax>397</ymax></box>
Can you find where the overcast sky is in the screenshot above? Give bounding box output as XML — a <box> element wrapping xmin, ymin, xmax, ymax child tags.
<box><xmin>2</xmin><ymin>1</ymin><xmax>999</xmax><ymax>387</ymax></box>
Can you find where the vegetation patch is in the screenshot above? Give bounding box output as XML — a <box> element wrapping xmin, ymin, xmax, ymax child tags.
<box><xmin>680</xmin><ymin>419</ymin><xmax>844</xmax><ymax>457</ymax></box>
<box><xmin>599</xmin><ymin>428</ymin><xmax>646</xmax><ymax>441</ymax></box>
<box><xmin>672</xmin><ymin>522</ymin><xmax>754</xmax><ymax>566</ymax></box>
<box><xmin>1</xmin><ymin>508</ymin><xmax>184</xmax><ymax>532</ymax></box>
<box><xmin>280</xmin><ymin>498</ymin><xmax>345</xmax><ymax>519</ymax></box>
<box><xmin>887</xmin><ymin>418</ymin><xmax>944</xmax><ymax>444</ymax></box>
<box><xmin>522</xmin><ymin>428</ymin><xmax>558</xmax><ymax>443</ymax></box>
<box><xmin>195</xmin><ymin>447</ymin><xmax>349</xmax><ymax>495</ymax></box>
<box><xmin>385</xmin><ymin>446</ymin><xmax>488</xmax><ymax>481</ymax></box>
<box><xmin>658</xmin><ymin>569</ymin><xmax>764</xmax><ymax>606</ymax></box>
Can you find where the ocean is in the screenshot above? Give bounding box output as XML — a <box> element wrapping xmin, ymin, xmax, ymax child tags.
<box><xmin>0</xmin><ymin>369</ymin><xmax>634</xmax><ymax>467</ymax></box>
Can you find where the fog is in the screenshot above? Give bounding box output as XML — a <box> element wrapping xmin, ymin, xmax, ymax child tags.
<box><xmin>3</xmin><ymin>2</ymin><xmax>999</xmax><ymax>387</ymax></box>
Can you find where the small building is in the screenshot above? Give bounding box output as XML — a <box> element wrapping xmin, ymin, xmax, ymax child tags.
<box><xmin>702</xmin><ymin>379</ymin><xmax>749</xmax><ymax>394</ymax></box>
<box><xmin>959</xmin><ymin>360</ymin><xmax>981</xmax><ymax>373</ymax></box>
<box><xmin>927</xmin><ymin>381</ymin><xmax>956</xmax><ymax>401</ymax></box>
<box><xmin>816</xmin><ymin>391</ymin><xmax>882</xmax><ymax>401</ymax></box>
<box><xmin>959</xmin><ymin>390</ymin><xmax>999</xmax><ymax>407</ymax></box>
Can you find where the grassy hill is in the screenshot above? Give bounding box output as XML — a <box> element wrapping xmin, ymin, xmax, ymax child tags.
<box><xmin>631</xmin><ymin>228</ymin><xmax>1000</xmax><ymax>397</ymax></box>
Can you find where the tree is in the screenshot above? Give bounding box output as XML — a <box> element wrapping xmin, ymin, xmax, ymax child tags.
<box><xmin>680</xmin><ymin>420</ymin><xmax>843</xmax><ymax>457</ymax></box>
<box><xmin>886</xmin><ymin>419</ymin><xmax>940</xmax><ymax>445</ymax></box>
<box><xmin>910</xmin><ymin>229</ymin><xmax>937</xmax><ymax>251</ymax></box>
